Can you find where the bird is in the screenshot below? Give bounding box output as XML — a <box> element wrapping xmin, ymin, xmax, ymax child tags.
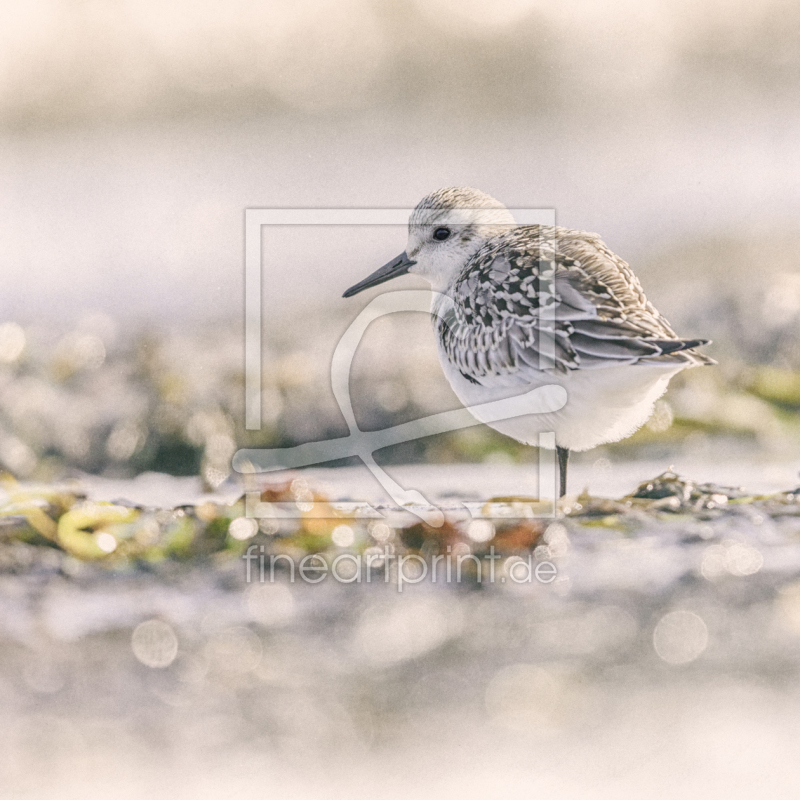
<box><xmin>343</xmin><ymin>187</ymin><xmax>714</xmax><ymax>498</ymax></box>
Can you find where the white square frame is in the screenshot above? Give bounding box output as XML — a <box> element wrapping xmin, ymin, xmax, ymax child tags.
<box><xmin>239</xmin><ymin>206</ymin><xmax>559</xmax><ymax>521</ymax></box>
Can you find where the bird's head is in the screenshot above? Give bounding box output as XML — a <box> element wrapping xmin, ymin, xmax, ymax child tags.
<box><xmin>343</xmin><ymin>187</ymin><xmax>516</xmax><ymax>297</ymax></box>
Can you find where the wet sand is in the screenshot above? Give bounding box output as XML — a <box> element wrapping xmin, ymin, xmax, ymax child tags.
<box><xmin>2</xmin><ymin>463</ymin><xmax>800</xmax><ymax>798</ymax></box>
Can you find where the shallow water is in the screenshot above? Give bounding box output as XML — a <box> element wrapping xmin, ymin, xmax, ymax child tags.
<box><xmin>3</xmin><ymin>463</ymin><xmax>800</xmax><ymax>798</ymax></box>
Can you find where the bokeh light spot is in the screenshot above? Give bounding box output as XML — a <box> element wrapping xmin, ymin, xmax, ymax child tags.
<box><xmin>229</xmin><ymin>517</ymin><xmax>258</xmax><ymax>540</ymax></box>
<box><xmin>653</xmin><ymin>610</ymin><xmax>708</xmax><ymax>665</ymax></box>
<box><xmin>131</xmin><ymin>620</ymin><xmax>179</xmax><ymax>668</ymax></box>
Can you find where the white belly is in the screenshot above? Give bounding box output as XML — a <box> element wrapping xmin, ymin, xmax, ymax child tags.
<box><xmin>438</xmin><ymin>353</ymin><xmax>685</xmax><ymax>452</ymax></box>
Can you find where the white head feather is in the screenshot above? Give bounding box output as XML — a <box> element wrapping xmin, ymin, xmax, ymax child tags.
<box><xmin>405</xmin><ymin>187</ymin><xmax>517</xmax><ymax>292</ymax></box>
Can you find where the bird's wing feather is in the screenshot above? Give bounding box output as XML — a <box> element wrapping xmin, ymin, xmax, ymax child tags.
<box><xmin>437</xmin><ymin>226</ymin><xmax>714</xmax><ymax>385</ymax></box>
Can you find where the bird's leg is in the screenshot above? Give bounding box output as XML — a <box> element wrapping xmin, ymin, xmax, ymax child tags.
<box><xmin>556</xmin><ymin>446</ymin><xmax>570</xmax><ymax>498</ymax></box>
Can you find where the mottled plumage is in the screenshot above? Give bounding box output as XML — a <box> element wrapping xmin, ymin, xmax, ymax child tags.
<box><xmin>436</xmin><ymin>224</ymin><xmax>713</xmax><ymax>384</ymax></box>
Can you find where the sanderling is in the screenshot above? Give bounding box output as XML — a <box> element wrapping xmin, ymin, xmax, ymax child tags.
<box><xmin>343</xmin><ymin>187</ymin><xmax>714</xmax><ymax>497</ymax></box>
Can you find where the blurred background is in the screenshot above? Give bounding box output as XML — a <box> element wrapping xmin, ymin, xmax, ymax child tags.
<box><xmin>2</xmin><ymin>0</ymin><xmax>800</xmax><ymax>485</ymax></box>
<box><xmin>2</xmin><ymin>5</ymin><xmax>800</xmax><ymax>799</ymax></box>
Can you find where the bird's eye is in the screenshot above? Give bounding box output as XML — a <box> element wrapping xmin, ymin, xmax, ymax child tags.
<box><xmin>433</xmin><ymin>227</ymin><xmax>451</xmax><ymax>241</ymax></box>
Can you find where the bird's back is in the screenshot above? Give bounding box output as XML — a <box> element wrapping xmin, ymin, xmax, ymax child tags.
<box><xmin>435</xmin><ymin>225</ymin><xmax>714</xmax><ymax>387</ymax></box>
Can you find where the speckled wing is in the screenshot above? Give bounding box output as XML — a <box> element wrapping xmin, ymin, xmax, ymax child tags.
<box><xmin>437</xmin><ymin>226</ymin><xmax>714</xmax><ymax>385</ymax></box>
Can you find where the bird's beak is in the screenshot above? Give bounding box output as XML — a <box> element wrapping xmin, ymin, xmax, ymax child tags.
<box><xmin>342</xmin><ymin>252</ymin><xmax>417</xmax><ymax>298</ymax></box>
